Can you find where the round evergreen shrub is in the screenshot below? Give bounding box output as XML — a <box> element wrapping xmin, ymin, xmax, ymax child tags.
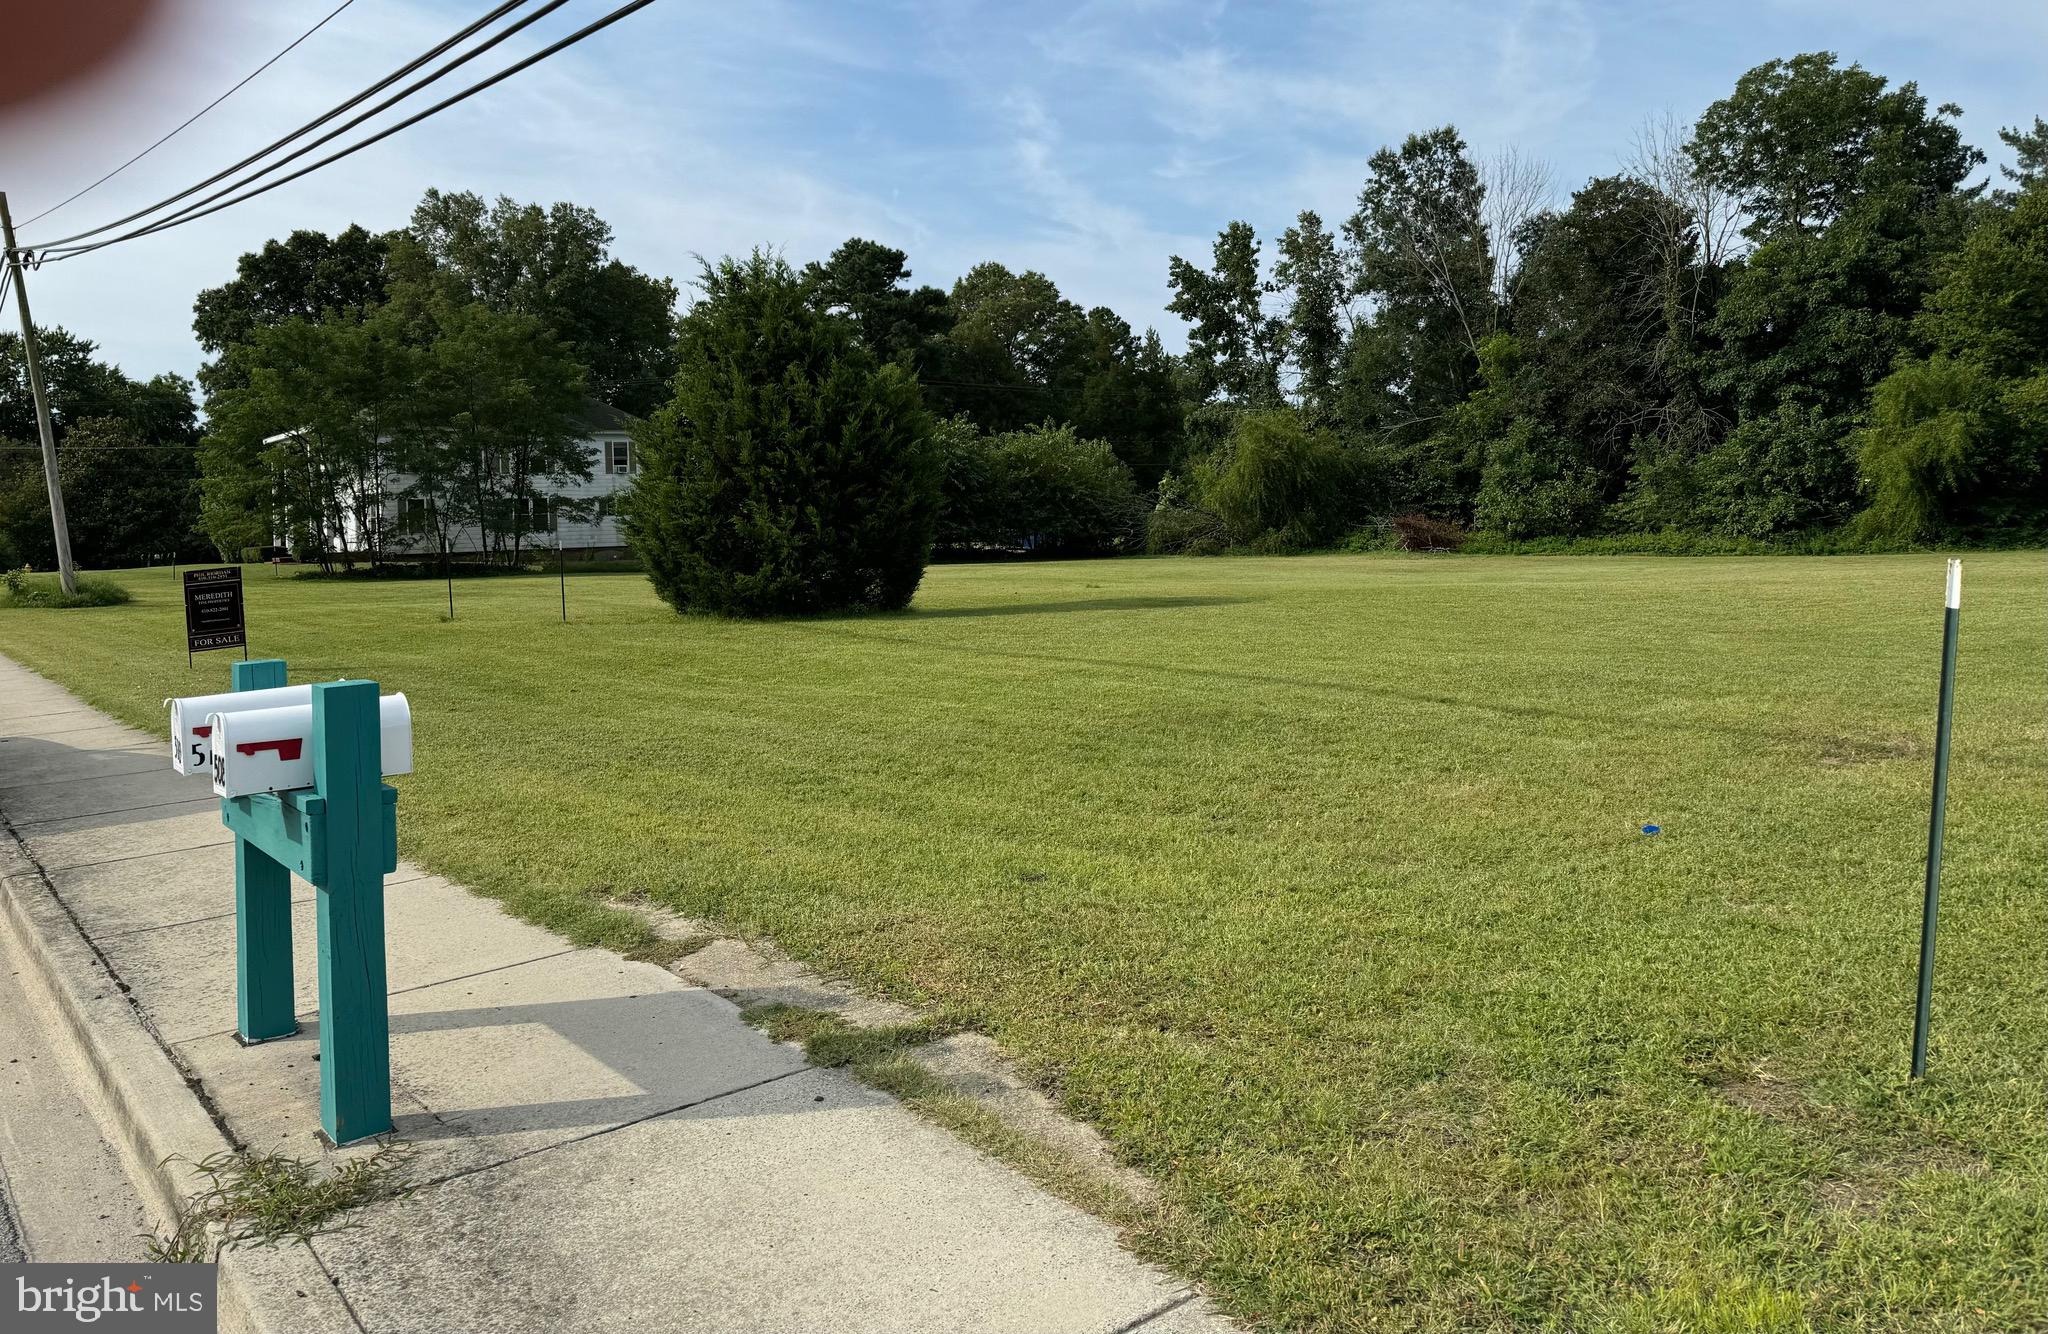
<box><xmin>623</xmin><ymin>252</ymin><xmax>940</xmax><ymax>616</ymax></box>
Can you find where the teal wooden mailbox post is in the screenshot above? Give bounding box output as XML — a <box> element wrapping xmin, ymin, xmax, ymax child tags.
<box><xmin>219</xmin><ymin>659</ymin><xmax>399</xmax><ymax>1145</ymax></box>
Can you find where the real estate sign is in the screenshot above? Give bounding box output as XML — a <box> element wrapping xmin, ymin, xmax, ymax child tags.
<box><xmin>183</xmin><ymin>566</ymin><xmax>247</xmax><ymax>657</ymax></box>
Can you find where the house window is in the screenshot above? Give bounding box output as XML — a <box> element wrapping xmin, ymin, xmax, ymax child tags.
<box><xmin>401</xmin><ymin>497</ymin><xmax>436</xmax><ymax>534</ymax></box>
<box><xmin>606</xmin><ymin>440</ymin><xmax>631</xmax><ymax>474</ymax></box>
<box><xmin>516</xmin><ymin>495</ymin><xmax>555</xmax><ymax>532</ymax></box>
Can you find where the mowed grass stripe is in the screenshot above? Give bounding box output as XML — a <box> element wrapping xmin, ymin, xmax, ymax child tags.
<box><xmin>3</xmin><ymin>552</ymin><xmax>2043</xmax><ymax>1331</ymax></box>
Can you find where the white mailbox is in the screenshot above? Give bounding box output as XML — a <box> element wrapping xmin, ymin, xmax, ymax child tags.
<box><xmin>207</xmin><ymin>694</ymin><xmax>413</xmax><ymax>798</ymax></box>
<box><xmin>168</xmin><ymin>685</ymin><xmax>314</xmax><ymax>776</ymax></box>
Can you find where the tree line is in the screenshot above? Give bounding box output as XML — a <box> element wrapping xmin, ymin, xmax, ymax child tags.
<box><xmin>0</xmin><ymin>329</ymin><xmax>205</xmax><ymax>569</ymax></box>
<box><xmin>1154</xmin><ymin>53</ymin><xmax>2046</xmax><ymax>551</ymax></box>
<box><xmin>1</xmin><ymin>50</ymin><xmax>2041</xmax><ymax>580</ymax></box>
<box><xmin>192</xmin><ymin>190</ymin><xmax>677</xmax><ymax>571</ymax></box>
<box><xmin>0</xmin><ymin>190</ymin><xmax>677</xmax><ymax>572</ymax></box>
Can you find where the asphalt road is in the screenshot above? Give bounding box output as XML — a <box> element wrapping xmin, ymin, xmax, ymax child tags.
<box><xmin>0</xmin><ymin>939</ymin><xmax>152</xmax><ymax>1263</ymax></box>
<box><xmin>0</xmin><ymin>1167</ymin><xmax>23</xmax><ymax>1263</ymax></box>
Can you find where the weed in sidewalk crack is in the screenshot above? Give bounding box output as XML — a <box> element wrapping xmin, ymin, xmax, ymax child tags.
<box><xmin>148</xmin><ymin>1144</ymin><xmax>411</xmax><ymax>1262</ymax></box>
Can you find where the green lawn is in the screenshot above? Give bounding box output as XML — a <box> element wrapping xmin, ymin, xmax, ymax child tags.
<box><xmin>6</xmin><ymin>553</ymin><xmax>2046</xmax><ymax>1332</ymax></box>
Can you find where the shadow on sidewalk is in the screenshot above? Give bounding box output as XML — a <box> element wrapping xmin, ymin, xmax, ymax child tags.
<box><xmin>0</xmin><ymin>735</ymin><xmax>218</xmax><ymax>837</ymax></box>
<box><xmin>276</xmin><ymin>995</ymin><xmax>857</xmax><ymax>1142</ymax></box>
<box><xmin>4</xmin><ymin>734</ymin><xmax>838</xmax><ymax>1145</ymax></box>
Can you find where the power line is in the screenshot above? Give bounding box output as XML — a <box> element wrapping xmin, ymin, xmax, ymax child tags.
<box><xmin>39</xmin><ymin>0</ymin><xmax>661</xmax><ymax>263</ymax></box>
<box><xmin>920</xmin><ymin>377</ymin><xmax>1080</xmax><ymax>393</ymax></box>
<box><xmin>38</xmin><ymin>0</ymin><xmax>576</xmax><ymax>259</ymax></box>
<box><xmin>24</xmin><ymin>0</ymin><xmax>535</xmax><ymax>253</ymax></box>
<box><xmin>17</xmin><ymin>0</ymin><xmax>358</xmax><ymax>230</ymax></box>
<box><xmin>0</xmin><ymin>443</ymin><xmax>199</xmax><ymax>452</ymax></box>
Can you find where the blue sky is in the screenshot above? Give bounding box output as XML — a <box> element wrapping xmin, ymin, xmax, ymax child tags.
<box><xmin>5</xmin><ymin>0</ymin><xmax>2043</xmax><ymax>387</ymax></box>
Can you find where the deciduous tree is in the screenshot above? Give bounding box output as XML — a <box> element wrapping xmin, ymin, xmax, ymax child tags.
<box><xmin>1167</xmin><ymin>221</ymin><xmax>1283</xmax><ymax>405</ymax></box>
<box><xmin>1337</xmin><ymin>126</ymin><xmax>1497</xmax><ymax>483</ymax></box>
<box><xmin>0</xmin><ymin>417</ymin><xmax>206</xmax><ymax>567</ymax></box>
<box><xmin>191</xmin><ymin>224</ymin><xmax>390</xmax><ymax>393</ymax></box>
<box><xmin>401</xmin><ymin>190</ymin><xmax>677</xmax><ymax>415</ymax></box>
<box><xmin>803</xmin><ymin>237</ymin><xmax>952</xmax><ymax>370</ymax></box>
<box><xmin>199</xmin><ymin>308</ymin><xmax>419</xmax><ymax>569</ymax></box>
<box><xmin>399</xmin><ymin>299</ymin><xmax>592</xmax><ymax>566</ymax></box>
<box><xmin>1687</xmin><ymin>52</ymin><xmax>1984</xmax><ymax>533</ymax></box>
<box><xmin>1272</xmin><ymin>211</ymin><xmax>1349</xmax><ymax>414</ymax></box>
<box><xmin>1856</xmin><ymin>183</ymin><xmax>2048</xmax><ymax>541</ymax></box>
<box><xmin>1689</xmin><ymin>52</ymin><xmax>1981</xmax><ymax>241</ymax></box>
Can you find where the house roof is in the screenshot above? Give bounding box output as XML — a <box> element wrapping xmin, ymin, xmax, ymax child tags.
<box><xmin>576</xmin><ymin>400</ymin><xmax>632</xmax><ymax>434</ymax></box>
<box><xmin>261</xmin><ymin>399</ymin><xmax>632</xmax><ymax>444</ymax></box>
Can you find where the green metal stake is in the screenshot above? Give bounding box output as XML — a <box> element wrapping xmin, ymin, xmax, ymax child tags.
<box><xmin>311</xmin><ymin>680</ymin><xmax>393</xmax><ymax>1143</ymax></box>
<box><xmin>1911</xmin><ymin>558</ymin><xmax>1962</xmax><ymax>1080</ymax></box>
<box><xmin>230</xmin><ymin>658</ymin><xmax>296</xmax><ymax>1043</ymax></box>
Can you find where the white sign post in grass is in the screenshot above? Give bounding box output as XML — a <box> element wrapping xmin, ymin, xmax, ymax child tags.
<box><xmin>1910</xmin><ymin>558</ymin><xmax>1962</xmax><ymax>1080</ymax></box>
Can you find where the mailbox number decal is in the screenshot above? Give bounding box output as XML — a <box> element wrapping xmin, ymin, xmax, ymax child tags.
<box><xmin>188</xmin><ymin>724</ymin><xmax>211</xmax><ymax>773</ymax></box>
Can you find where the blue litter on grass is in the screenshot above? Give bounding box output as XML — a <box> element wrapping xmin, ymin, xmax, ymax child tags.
<box><xmin>1641</xmin><ymin>824</ymin><xmax>1662</xmax><ymax>835</ymax></box>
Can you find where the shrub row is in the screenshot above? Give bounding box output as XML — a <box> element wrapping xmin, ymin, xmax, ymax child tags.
<box><xmin>3</xmin><ymin>567</ymin><xmax>133</xmax><ymax>608</ymax></box>
<box><xmin>935</xmin><ymin>418</ymin><xmax>1143</xmax><ymax>556</ymax></box>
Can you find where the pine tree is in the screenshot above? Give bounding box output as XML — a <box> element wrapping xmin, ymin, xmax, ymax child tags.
<box><xmin>625</xmin><ymin>252</ymin><xmax>940</xmax><ymax>616</ymax></box>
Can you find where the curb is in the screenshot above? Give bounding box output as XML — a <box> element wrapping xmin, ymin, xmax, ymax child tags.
<box><xmin>0</xmin><ymin>822</ymin><xmax>360</xmax><ymax>1334</ymax></box>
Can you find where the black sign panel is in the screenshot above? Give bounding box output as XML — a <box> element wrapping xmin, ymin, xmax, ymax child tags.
<box><xmin>183</xmin><ymin>566</ymin><xmax>246</xmax><ymax>654</ymax></box>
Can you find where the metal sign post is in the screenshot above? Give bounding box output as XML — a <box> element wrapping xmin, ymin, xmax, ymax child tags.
<box><xmin>1910</xmin><ymin>558</ymin><xmax>1962</xmax><ymax>1080</ymax></box>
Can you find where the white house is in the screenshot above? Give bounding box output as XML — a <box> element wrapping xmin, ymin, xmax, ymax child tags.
<box><xmin>303</xmin><ymin>403</ymin><xmax>641</xmax><ymax>559</ymax></box>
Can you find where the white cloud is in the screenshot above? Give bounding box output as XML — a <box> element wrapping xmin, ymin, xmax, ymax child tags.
<box><xmin>0</xmin><ymin>0</ymin><xmax>2034</xmax><ymax>383</ymax></box>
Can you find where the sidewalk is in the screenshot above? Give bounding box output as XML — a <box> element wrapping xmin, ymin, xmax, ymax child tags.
<box><xmin>0</xmin><ymin>654</ymin><xmax>1227</xmax><ymax>1334</ymax></box>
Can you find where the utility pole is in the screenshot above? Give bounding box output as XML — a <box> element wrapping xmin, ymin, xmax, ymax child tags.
<box><xmin>0</xmin><ymin>192</ymin><xmax>78</xmax><ymax>595</ymax></box>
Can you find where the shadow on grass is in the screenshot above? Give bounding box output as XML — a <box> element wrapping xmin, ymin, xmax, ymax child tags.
<box><xmin>808</xmin><ymin>623</ymin><xmax>1854</xmax><ymax>751</ymax></box>
<box><xmin>910</xmin><ymin>595</ymin><xmax>1252</xmax><ymax>620</ymax></box>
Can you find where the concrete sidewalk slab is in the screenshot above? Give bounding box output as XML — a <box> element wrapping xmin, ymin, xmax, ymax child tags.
<box><xmin>0</xmin><ymin>718</ymin><xmax>162</xmax><ymax>746</ymax></box>
<box><xmin>0</xmin><ymin>781</ymin><xmax>358</xmax><ymax>1333</ymax></box>
<box><xmin>98</xmin><ymin>871</ymin><xmax>561</xmax><ymax>1044</ymax></box>
<box><xmin>380</xmin><ymin>949</ymin><xmax>812</xmax><ymax>1155</ymax></box>
<box><xmin>0</xmin><ymin>655</ymin><xmax>1231</xmax><ymax>1334</ymax></box>
<box><xmin>0</xmin><ymin>752</ymin><xmax>177</xmax><ymax>795</ymax></box>
<box><xmin>6</xmin><ymin>791</ymin><xmax>221</xmax><ymax>835</ymax></box>
<box><xmin>318</xmin><ymin>1067</ymin><xmax>1201</xmax><ymax>1334</ymax></box>
<box><xmin>0</xmin><ymin>697</ymin><xmax>94</xmax><ymax>725</ymax></box>
<box><xmin>0</xmin><ymin>737</ymin><xmax>166</xmax><ymax>788</ymax></box>
<box><xmin>23</xmin><ymin>804</ymin><xmax>232</xmax><ymax>873</ymax></box>
<box><xmin>43</xmin><ymin>841</ymin><xmax>244</xmax><ymax>937</ymax></box>
<box><xmin>2</xmin><ymin>766</ymin><xmax>217</xmax><ymax>823</ymax></box>
<box><xmin>172</xmin><ymin>949</ymin><xmax>817</xmax><ymax>1178</ymax></box>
